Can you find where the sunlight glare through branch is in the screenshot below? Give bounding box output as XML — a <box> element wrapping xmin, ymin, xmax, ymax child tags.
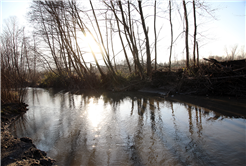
<box><xmin>84</xmin><ymin>33</ymin><xmax>101</xmax><ymax>54</ymax></box>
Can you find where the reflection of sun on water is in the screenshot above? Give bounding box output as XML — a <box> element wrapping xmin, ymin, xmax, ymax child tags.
<box><xmin>87</xmin><ymin>98</ymin><xmax>103</xmax><ymax>128</ymax></box>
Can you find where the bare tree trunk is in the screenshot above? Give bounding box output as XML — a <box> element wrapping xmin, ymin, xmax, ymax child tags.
<box><xmin>138</xmin><ymin>1</ymin><xmax>151</xmax><ymax>78</ymax></box>
<box><xmin>183</xmin><ymin>0</ymin><xmax>189</xmax><ymax>69</ymax></box>
<box><xmin>69</xmin><ymin>1</ymin><xmax>105</xmax><ymax>77</ymax></box>
<box><xmin>118</xmin><ymin>1</ymin><xmax>144</xmax><ymax>79</ymax></box>
<box><xmin>132</xmin><ymin>21</ymin><xmax>142</xmax><ymax>74</ymax></box>
<box><xmin>169</xmin><ymin>0</ymin><xmax>173</xmax><ymax>72</ymax></box>
<box><xmin>196</xmin><ymin>41</ymin><xmax>199</xmax><ymax>67</ymax></box>
<box><xmin>107</xmin><ymin>1</ymin><xmax>132</xmax><ymax>73</ymax></box>
<box><xmin>154</xmin><ymin>0</ymin><xmax>157</xmax><ymax>70</ymax></box>
<box><xmin>33</xmin><ymin>34</ymin><xmax>37</xmax><ymax>81</ymax></box>
<box><xmin>193</xmin><ymin>0</ymin><xmax>197</xmax><ymax>66</ymax></box>
<box><xmin>90</xmin><ymin>0</ymin><xmax>115</xmax><ymax>75</ymax></box>
<box><xmin>109</xmin><ymin>19</ymin><xmax>117</xmax><ymax>72</ymax></box>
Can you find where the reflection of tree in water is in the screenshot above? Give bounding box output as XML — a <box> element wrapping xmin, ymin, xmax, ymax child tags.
<box><xmin>128</xmin><ymin>97</ymin><xmax>226</xmax><ymax>165</ymax></box>
<box><xmin>30</xmin><ymin>88</ymin><xmax>40</xmax><ymax>105</ymax></box>
<box><xmin>187</xmin><ymin>105</ymin><xmax>193</xmax><ymax>135</ymax></box>
<box><xmin>69</xmin><ymin>93</ymin><xmax>75</xmax><ymax>108</ymax></box>
<box><xmin>149</xmin><ymin>98</ymin><xmax>156</xmax><ymax>131</ymax></box>
<box><xmin>181</xmin><ymin>102</ymin><xmax>233</xmax><ymax>122</ymax></box>
<box><xmin>195</xmin><ymin>106</ymin><xmax>203</xmax><ymax>138</ymax></box>
<box><xmin>182</xmin><ymin>103</ymin><xmax>223</xmax><ymax>165</ymax></box>
<box><xmin>131</xmin><ymin>99</ymin><xmax>135</xmax><ymax>116</ymax></box>
<box><xmin>11</xmin><ymin>115</ymin><xmax>28</xmax><ymax>137</ymax></box>
<box><xmin>13</xmin><ymin>88</ymin><xmax>245</xmax><ymax>165</ymax></box>
<box><xmin>138</xmin><ymin>98</ymin><xmax>147</xmax><ymax>116</ymax></box>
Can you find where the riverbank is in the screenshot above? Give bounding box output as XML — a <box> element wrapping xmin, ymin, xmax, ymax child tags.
<box><xmin>150</xmin><ymin>59</ymin><xmax>246</xmax><ymax>97</ymax></box>
<box><xmin>1</xmin><ymin>103</ymin><xmax>55</xmax><ymax>166</ymax></box>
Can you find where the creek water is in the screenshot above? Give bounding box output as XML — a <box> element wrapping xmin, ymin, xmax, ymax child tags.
<box><xmin>10</xmin><ymin>88</ymin><xmax>245</xmax><ymax>166</ymax></box>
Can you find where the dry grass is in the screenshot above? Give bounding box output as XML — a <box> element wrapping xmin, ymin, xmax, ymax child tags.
<box><xmin>1</xmin><ymin>70</ymin><xmax>27</xmax><ymax>104</ymax></box>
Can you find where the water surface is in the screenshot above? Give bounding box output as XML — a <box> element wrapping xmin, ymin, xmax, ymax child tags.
<box><xmin>11</xmin><ymin>88</ymin><xmax>246</xmax><ymax>166</ymax></box>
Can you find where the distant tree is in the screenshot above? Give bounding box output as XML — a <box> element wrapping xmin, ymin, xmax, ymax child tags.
<box><xmin>231</xmin><ymin>45</ymin><xmax>238</xmax><ymax>60</ymax></box>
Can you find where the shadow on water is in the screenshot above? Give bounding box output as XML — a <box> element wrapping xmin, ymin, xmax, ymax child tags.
<box><xmin>10</xmin><ymin>88</ymin><xmax>246</xmax><ymax>166</ymax></box>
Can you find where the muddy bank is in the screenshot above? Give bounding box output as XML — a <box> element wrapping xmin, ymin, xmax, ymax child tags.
<box><xmin>1</xmin><ymin>103</ymin><xmax>55</xmax><ymax>166</ymax></box>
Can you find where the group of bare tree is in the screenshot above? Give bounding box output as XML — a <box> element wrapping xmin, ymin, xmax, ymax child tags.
<box><xmin>29</xmin><ymin>0</ymin><xmax>153</xmax><ymax>82</ymax></box>
<box><xmin>1</xmin><ymin>0</ymin><xmax>217</xmax><ymax>93</ymax></box>
<box><xmin>1</xmin><ymin>17</ymin><xmax>38</xmax><ymax>103</ymax></box>
<box><xmin>34</xmin><ymin>0</ymin><xmax>213</xmax><ymax>73</ymax></box>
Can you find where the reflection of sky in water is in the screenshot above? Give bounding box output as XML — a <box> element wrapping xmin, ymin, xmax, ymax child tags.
<box><xmin>10</xmin><ymin>88</ymin><xmax>246</xmax><ymax>166</ymax></box>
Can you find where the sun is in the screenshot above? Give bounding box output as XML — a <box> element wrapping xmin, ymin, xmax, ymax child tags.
<box><xmin>84</xmin><ymin>33</ymin><xmax>101</xmax><ymax>54</ymax></box>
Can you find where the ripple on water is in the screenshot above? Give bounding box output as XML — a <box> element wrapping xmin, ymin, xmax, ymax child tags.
<box><xmin>10</xmin><ymin>88</ymin><xmax>246</xmax><ymax>166</ymax></box>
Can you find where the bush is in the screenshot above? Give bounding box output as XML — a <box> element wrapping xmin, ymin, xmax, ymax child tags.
<box><xmin>1</xmin><ymin>69</ymin><xmax>27</xmax><ymax>104</ymax></box>
<box><xmin>40</xmin><ymin>72</ymin><xmax>68</xmax><ymax>88</ymax></box>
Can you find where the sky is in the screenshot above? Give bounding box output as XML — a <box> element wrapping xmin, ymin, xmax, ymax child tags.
<box><xmin>0</xmin><ymin>0</ymin><xmax>31</xmax><ymax>29</ymax></box>
<box><xmin>0</xmin><ymin>0</ymin><xmax>245</xmax><ymax>63</ymax></box>
<box><xmin>205</xmin><ymin>0</ymin><xmax>245</xmax><ymax>57</ymax></box>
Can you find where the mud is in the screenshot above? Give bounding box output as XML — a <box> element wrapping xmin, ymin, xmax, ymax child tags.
<box><xmin>1</xmin><ymin>103</ymin><xmax>56</xmax><ymax>166</ymax></box>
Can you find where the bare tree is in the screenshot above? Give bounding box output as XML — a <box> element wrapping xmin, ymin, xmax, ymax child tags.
<box><xmin>169</xmin><ymin>0</ymin><xmax>173</xmax><ymax>71</ymax></box>
<box><xmin>1</xmin><ymin>17</ymin><xmax>34</xmax><ymax>103</ymax></box>
<box><xmin>196</xmin><ymin>41</ymin><xmax>199</xmax><ymax>67</ymax></box>
<box><xmin>183</xmin><ymin>0</ymin><xmax>189</xmax><ymax>69</ymax></box>
<box><xmin>154</xmin><ymin>0</ymin><xmax>157</xmax><ymax>70</ymax></box>
<box><xmin>118</xmin><ymin>1</ymin><xmax>144</xmax><ymax>79</ymax></box>
<box><xmin>89</xmin><ymin>0</ymin><xmax>116</xmax><ymax>75</ymax></box>
<box><xmin>105</xmin><ymin>1</ymin><xmax>132</xmax><ymax>73</ymax></box>
<box><xmin>193</xmin><ymin>0</ymin><xmax>197</xmax><ymax>66</ymax></box>
<box><xmin>138</xmin><ymin>1</ymin><xmax>151</xmax><ymax>78</ymax></box>
<box><xmin>29</xmin><ymin>0</ymin><xmax>108</xmax><ymax>89</ymax></box>
<box><xmin>231</xmin><ymin>44</ymin><xmax>238</xmax><ymax>60</ymax></box>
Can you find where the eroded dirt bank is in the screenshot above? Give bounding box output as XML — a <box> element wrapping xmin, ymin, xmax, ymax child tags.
<box><xmin>1</xmin><ymin>103</ymin><xmax>55</xmax><ymax>166</ymax></box>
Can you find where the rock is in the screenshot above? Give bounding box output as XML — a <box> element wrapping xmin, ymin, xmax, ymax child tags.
<box><xmin>33</xmin><ymin>149</ymin><xmax>46</xmax><ymax>159</ymax></box>
<box><xmin>20</xmin><ymin>137</ymin><xmax>33</xmax><ymax>144</ymax></box>
<box><xmin>40</xmin><ymin>158</ymin><xmax>55</xmax><ymax>166</ymax></box>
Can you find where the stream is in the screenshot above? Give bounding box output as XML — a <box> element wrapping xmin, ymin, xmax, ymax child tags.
<box><xmin>10</xmin><ymin>88</ymin><xmax>246</xmax><ymax>166</ymax></box>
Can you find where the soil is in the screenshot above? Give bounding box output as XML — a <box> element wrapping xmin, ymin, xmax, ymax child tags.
<box><xmin>1</xmin><ymin>103</ymin><xmax>56</xmax><ymax>166</ymax></box>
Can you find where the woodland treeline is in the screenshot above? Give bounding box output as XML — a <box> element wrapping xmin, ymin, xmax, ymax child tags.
<box><xmin>2</xmin><ymin>0</ymin><xmax>244</xmax><ymax>103</ymax></box>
